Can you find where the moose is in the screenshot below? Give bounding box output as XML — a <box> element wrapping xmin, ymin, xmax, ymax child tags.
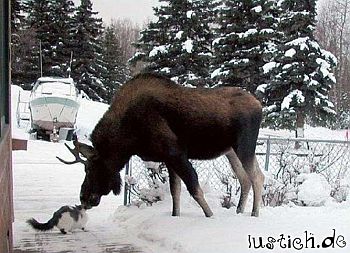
<box><xmin>58</xmin><ymin>73</ymin><xmax>264</xmax><ymax>217</ymax></box>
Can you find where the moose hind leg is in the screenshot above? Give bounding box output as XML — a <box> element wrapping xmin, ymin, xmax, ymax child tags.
<box><xmin>243</xmin><ymin>156</ymin><xmax>264</xmax><ymax>217</ymax></box>
<box><xmin>168</xmin><ymin>167</ymin><xmax>181</xmax><ymax>216</ymax></box>
<box><xmin>250</xmin><ymin>157</ymin><xmax>264</xmax><ymax>217</ymax></box>
<box><xmin>166</xmin><ymin>157</ymin><xmax>213</xmax><ymax>217</ymax></box>
<box><xmin>226</xmin><ymin>149</ymin><xmax>251</xmax><ymax>214</ymax></box>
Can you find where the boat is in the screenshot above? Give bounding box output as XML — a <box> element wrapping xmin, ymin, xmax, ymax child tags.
<box><xmin>29</xmin><ymin>77</ymin><xmax>80</xmax><ymax>140</ymax></box>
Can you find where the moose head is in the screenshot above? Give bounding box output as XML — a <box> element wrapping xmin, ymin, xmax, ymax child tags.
<box><xmin>57</xmin><ymin>140</ymin><xmax>122</xmax><ymax>209</ymax></box>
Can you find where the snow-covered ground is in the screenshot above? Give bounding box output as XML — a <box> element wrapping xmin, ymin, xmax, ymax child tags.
<box><xmin>12</xmin><ymin>85</ymin><xmax>350</xmax><ymax>252</ymax></box>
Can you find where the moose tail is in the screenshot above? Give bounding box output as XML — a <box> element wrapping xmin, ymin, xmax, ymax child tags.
<box><xmin>26</xmin><ymin>217</ymin><xmax>57</xmax><ymax>231</ymax></box>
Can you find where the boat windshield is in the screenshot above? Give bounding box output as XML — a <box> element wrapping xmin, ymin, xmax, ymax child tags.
<box><xmin>32</xmin><ymin>78</ymin><xmax>78</xmax><ymax>97</ymax></box>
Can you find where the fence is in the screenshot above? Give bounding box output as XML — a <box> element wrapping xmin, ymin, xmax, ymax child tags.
<box><xmin>123</xmin><ymin>137</ymin><xmax>350</xmax><ymax>206</ymax></box>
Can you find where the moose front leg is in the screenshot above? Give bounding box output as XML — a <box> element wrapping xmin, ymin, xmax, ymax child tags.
<box><xmin>168</xmin><ymin>168</ymin><xmax>181</xmax><ymax>216</ymax></box>
<box><xmin>166</xmin><ymin>157</ymin><xmax>213</xmax><ymax>217</ymax></box>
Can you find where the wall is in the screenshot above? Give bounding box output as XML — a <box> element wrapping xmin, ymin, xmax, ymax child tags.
<box><xmin>0</xmin><ymin>128</ymin><xmax>13</xmax><ymax>253</ymax></box>
<box><xmin>0</xmin><ymin>0</ymin><xmax>13</xmax><ymax>252</ymax></box>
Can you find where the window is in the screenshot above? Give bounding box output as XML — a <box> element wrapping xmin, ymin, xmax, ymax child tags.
<box><xmin>0</xmin><ymin>0</ymin><xmax>10</xmax><ymax>140</ymax></box>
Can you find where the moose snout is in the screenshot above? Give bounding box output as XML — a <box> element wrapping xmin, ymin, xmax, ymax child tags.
<box><xmin>80</xmin><ymin>193</ymin><xmax>101</xmax><ymax>209</ymax></box>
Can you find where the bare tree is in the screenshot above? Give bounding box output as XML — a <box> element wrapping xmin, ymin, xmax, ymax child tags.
<box><xmin>316</xmin><ymin>0</ymin><xmax>350</xmax><ymax>113</ymax></box>
<box><xmin>109</xmin><ymin>18</ymin><xmax>141</xmax><ymax>64</ymax></box>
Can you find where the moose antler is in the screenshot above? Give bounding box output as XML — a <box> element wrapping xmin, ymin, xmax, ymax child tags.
<box><xmin>56</xmin><ymin>141</ymin><xmax>87</xmax><ymax>165</ymax></box>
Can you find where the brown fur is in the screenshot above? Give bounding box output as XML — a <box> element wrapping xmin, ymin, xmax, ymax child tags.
<box><xmin>74</xmin><ymin>73</ymin><xmax>264</xmax><ymax>217</ymax></box>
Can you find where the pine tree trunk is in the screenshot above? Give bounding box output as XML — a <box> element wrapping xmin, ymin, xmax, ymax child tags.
<box><xmin>296</xmin><ymin>109</ymin><xmax>305</xmax><ymax>138</ymax></box>
<box><xmin>295</xmin><ymin>109</ymin><xmax>305</xmax><ymax>149</ymax></box>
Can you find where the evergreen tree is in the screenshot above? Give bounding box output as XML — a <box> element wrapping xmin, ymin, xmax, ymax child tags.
<box><xmin>130</xmin><ymin>0</ymin><xmax>216</xmax><ymax>87</ymax></box>
<box><xmin>11</xmin><ymin>0</ymin><xmax>23</xmax><ymax>35</ymax></box>
<box><xmin>101</xmin><ymin>26</ymin><xmax>130</xmax><ymax>103</ymax></box>
<box><xmin>25</xmin><ymin>0</ymin><xmax>55</xmax><ymax>77</ymax></box>
<box><xmin>11</xmin><ymin>0</ymin><xmax>27</xmax><ymax>87</ymax></box>
<box><xmin>211</xmin><ymin>0</ymin><xmax>279</xmax><ymax>92</ymax></box>
<box><xmin>71</xmin><ymin>0</ymin><xmax>105</xmax><ymax>101</ymax></box>
<box><xmin>50</xmin><ymin>0</ymin><xmax>76</xmax><ymax>77</ymax></box>
<box><xmin>257</xmin><ymin>0</ymin><xmax>337</xmax><ymax>134</ymax></box>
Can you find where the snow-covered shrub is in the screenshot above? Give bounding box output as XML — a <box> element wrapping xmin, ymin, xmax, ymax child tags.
<box><xmin>296</xmin><ymin>173</ymin><xmax>331</xmax><ymax>206</ymax></box>
<box><xmin>263</xmin><ymin>172</ymin><xmax>297</xmax><ymax>206</ymax></box>
<box><xmin>262</xmin><ymin>143</ymin><xmax>302</xmax><ymax>206</ymax></box>
<box><xmin>332</xmin><ymin>177</ymin><xmax>350</xmax><ymax>202</ymax></box>
<box><xmin>125</xmin><ymin>162</ymin><xmax>168</xmax><ymax>206</ymax></box>
<box><xmin>261</xmin><ymin>138</ymin><xmax>350</xmax><ymax>206</ymax></box>
<box><xmin>219</xmin><ymin>175</ymin><xmax>236</xmax><ymax>209</ymax></box>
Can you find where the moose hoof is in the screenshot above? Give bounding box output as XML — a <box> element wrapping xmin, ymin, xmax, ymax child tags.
<box><xmin>251</xmin><ymin>211</ymin><xmax>259</xmax><ymax>217</ymax></box>
<box><xmin>205</xmin><ymin>210</ymin><xmax>214</xmax><ymax>218</ymax></box>
<box><xmin>236</xmin><ymin>207</ymin><xmax>244</xmax><ymax>214</ymax></box>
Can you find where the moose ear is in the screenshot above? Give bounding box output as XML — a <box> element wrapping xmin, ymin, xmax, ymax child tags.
<box><xmin>73</xmin><ymin>140</ymin><xmax>96</xmax><ymax>159</ymax></box>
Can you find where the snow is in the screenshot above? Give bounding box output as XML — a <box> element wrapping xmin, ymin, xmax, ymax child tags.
<box><xmin>286</xmin><ymin>37</ymin><xmax>309</xmax><ymax>51</ymax></box>
<box><xmin>296</xmin><ymin>173</ymin><xmax>332</xmax><ymax>206</ymax></box>
<box><xmin>212</xmin><ymin>37</ymin><xmax>224</xmax><ymax>46</ymax></box>
<box><xmin>251</xmin><ymin>6</ymin><xmax>262</xmax><ymax>13</ymax></box>
<box><xmin>186</xmin><ymin>10</ymin><xmax>194</xmax><ymax>18</ymax></box>
<box><xmin>281</xmin><ymin>89</ymin><xmax>305</xmax><ymax>110</ymax></box>
<box><xmin>113</xmin><ymin>195</ymin><xmax>350</xmax><ymax>253</ymax></box>
<box><xmin>11</xmin><ymin>85</ymin><xmax>350</xmax><ymax>252</ymax></box>
<box><xmin>316</xmin><ymin>57</ymin><xmax>336</xmax><ymax>83</ymax></box>
<box><xmin>149</xmin><ymin>45</ymin><xmax>170</xmax><ymax>57</ymax></box>
<box><xmin>256</xmin><ymin>83</ymin><xmax>268</xmax><ymax>93</ymax></box>
<box><xmin>263</xmin><ymin>61</ymin><xmax>277</xmax><ymax>74</ymax></box>
<box><xmin>75</xmin><ymin>98</ymin><xmax>109</xmax><ymax>142</ymax></box>
<box><xmin>237</xmin><ymin>28</ymin><xmax>258</xmax><ymax>38</ymax></box>
<box><xmin>210</xmin><ymin>67</ymin><xmax>230</xmax><ymax>78</ymax></box>
<box><xmin>285</xmin><ymin>48</ymin><xmax>296</xmax><ymax>57</ymax></box>
<box><xmin>260</xmin><ymin>28</ymin><xmax>274</xmax><ymax>34</ymax></box>
<box><xmin>182</xmin><ymin>39</ymin><xmax>194</xmax><ymax>53</ymax></box>
<box><xmin>175</xmin><ymin>30</ymin><xmax>184</xmax><ymax>39</ymax></box>
<box><xmin>11</xmin><ymin>85</ymin><xmax>30</xmax><ymax>139</ymax></box>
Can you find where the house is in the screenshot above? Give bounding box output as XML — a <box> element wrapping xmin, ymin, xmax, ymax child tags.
<box><xmin>0</xmin><ymin>0</ymin><xmax>14</xmax><ymax>252</ymax></box>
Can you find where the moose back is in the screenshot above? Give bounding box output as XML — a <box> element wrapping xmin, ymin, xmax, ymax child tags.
<box><xmin>58</xmin><ymin>73</ymin><xmax>264</xmax><ymax>217</ymax></box>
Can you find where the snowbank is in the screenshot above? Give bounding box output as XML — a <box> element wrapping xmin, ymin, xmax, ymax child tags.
<box><xmin>75</xmin><ymin>98</ymin><xmax>109</xmax><ymax>142</ymax></box>
<box><xmin>259</xmin><ymin>125</ymin><xmax>348</xmax><ymax>141</ymax></box>
<box><xmin>113</xmin><ymin>193</ymin><xmax>350</xmax><ymax>253</ymax></box>
<box><xmin>296</xmin><ymin>173</ymin><xmax>332</xmax><ymax>206</ymax></box>
<box><xmin>11</xmin><ymin>85</ymin><xmax>30</xmax><ymax>139</ymax></box>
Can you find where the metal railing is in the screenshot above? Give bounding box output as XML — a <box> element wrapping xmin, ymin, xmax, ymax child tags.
<box><xmin>123</xmin><ymin>137</ymin><xmax>350</xmax><ymax>206</ymax></box>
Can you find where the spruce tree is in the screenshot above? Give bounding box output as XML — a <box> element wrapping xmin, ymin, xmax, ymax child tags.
<box><xmin>257</xmin><ymin>0</ymin><xmax>337</xmax><ymax>133</ymax></box>
<box><xmin>50</xmin><ymin>0</ymin><xmax>76</xmax><ymax>77</ymax></box>
<box><xmin>130</xmin><ymin>0</ymin><xmax>216</xmax><ymax>87</ymax></box>
<box><xmin>71</xmin><ymin>0</ymin><xmax>105</xmax><ymax>101</ymax></box>
<box><xmin>211</xmin><ymin>0</ymin><xmax>279</xmax><ymax>92</ymax></box>
<box><xmin>11</xmin><ymin>0</ymin><xmax>23</xmax><ymax>35</ymax></box>
<box><xmin>11</xmin><ymin>0</ymin><xmax>27</xmax><ymax>87</ymax></box>
<box><xmin>25</xmin><ymin>0</ymin><xmax>55</xmax><ymax>77</ymax></box>
<box><xmin>101</xmin><ymin>26</ymin><xmax>130</xmax><ymax>103</ymax></box>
